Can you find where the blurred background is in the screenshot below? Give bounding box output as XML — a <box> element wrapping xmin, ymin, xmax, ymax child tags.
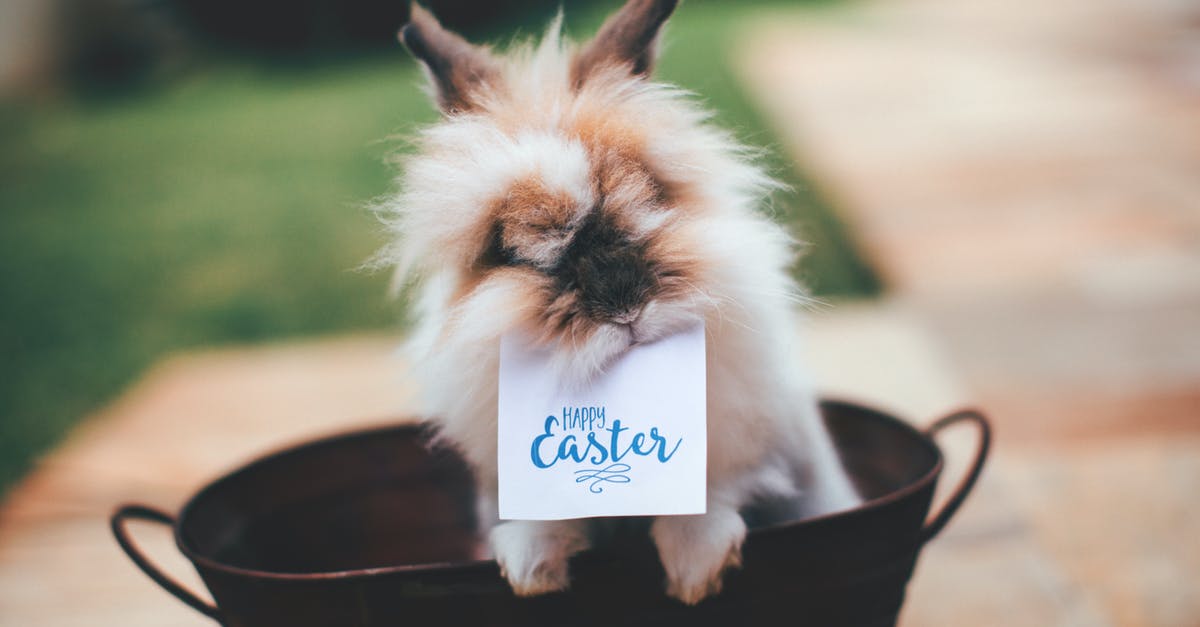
<box><xmin>0</xmin><ymin>0</ymin><xmax>875</xmax><ymax>496</ymax></box>
<box><xmin>1</xmin><ymin>0</ymin><xmax>1197</xmax><ymax>625</ymax></box>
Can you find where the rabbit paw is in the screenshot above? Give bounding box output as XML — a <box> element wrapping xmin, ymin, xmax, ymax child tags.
<box><xmin>652</xmin><ymin>507</ymin><xmax>746</xmax><ymax>605</ymax></box>
<box><xmin>490</xmin><ymin>520</ymin><xmax>590</xmax><ymax>596</ymax></box>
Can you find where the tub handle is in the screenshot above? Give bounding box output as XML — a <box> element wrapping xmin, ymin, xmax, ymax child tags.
<box><xmin>111</xmin><ymin>504</ymin><xmax>223</xmax><ymax>622</ymax></box>
<box><xmin>920</xmin><ymin>409</ymin><xmax>991</xmax><ymax>544</ymax></box>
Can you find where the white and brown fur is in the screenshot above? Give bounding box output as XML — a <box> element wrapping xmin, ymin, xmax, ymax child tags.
<box><xmin>377</xmin><ymin>0</ymin><xmax>860</xmax><ymax>605</ymax></box>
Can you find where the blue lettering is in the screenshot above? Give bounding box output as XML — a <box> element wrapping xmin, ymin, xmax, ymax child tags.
<box><xmin>608</xmin><ymin>420</ymin><xmax>630</xmax><ymax>462</ymax></box>
<box><xmin>531</xmin><ymin>416</ymin><xmax>559</xmax><ymax>468</ymax></box>
<box><xmin>629</xmin><ymin>432</ymin><xmax>649</xmax><ymax>456</ymax></box>
<box><xmin>650</xmin><ymin>427</ymin><xmax>682</xmax><ymax>462</ymax></box>
<box><xmin>558</xmin><ymin>435</ymin><xmax>586</xmax><ymax>463</ymax></box>
<box><xmin>586</xmin><ymin>431</ymin><xmax>609</xmax><ymax>465</ymax></box>
<box><xmin>530</xmin><ymin>415</ymin><xmax>682</xmax><ymax>471</ymax></box>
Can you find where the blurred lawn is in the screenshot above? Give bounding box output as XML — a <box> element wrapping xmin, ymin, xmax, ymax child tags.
<box><xmin>0</xmin><ymin>0</ymin><xmax>876</xmax><ymax>494</ymax></box>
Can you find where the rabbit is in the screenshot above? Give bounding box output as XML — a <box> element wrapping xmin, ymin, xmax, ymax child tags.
<box><xmin>377</xmin><ymin>0</ymin><xmax>861</xmax><ymax>605</ymax></box>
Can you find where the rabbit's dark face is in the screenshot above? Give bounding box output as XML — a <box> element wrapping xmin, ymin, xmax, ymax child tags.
<box><xmin>472</xmin><ymin>128</ymin><xmax>700</xmax><ymax>349</ymax></box>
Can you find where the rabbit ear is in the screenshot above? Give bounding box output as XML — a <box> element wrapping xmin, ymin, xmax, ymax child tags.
<box><xmin>572</xmin><ymin>0</ymin><xmax>678</xmax><ymax>86</ymax></box>
<box><xmin>399</xmin><ymin>3</ymin><xmax>501</xmax><ymax>114</ymax></box>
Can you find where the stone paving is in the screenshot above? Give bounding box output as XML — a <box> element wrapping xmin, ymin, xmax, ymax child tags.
<box><xmin>736</xmin><ymin>0</ymin><xmax>1200</xmax><ymax>624</ymax></box>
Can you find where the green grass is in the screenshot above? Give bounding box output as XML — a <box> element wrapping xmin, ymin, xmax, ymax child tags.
<box><xmin>0</xmin><ymin>0</ymin><xmax>876</xmax><ymax>495</ymax></box>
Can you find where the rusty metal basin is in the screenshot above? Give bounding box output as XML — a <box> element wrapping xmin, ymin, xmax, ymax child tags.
<box><xmin>112</xmin><ymin>399</ymin><xmax>989</xmax><ymax>627</ymax></box>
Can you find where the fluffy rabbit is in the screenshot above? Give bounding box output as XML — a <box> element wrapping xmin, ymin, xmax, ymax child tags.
<box><xmin>378</xmin><ymin>0</ymin><xmax>860</xmax><ymax>605</ymax></box>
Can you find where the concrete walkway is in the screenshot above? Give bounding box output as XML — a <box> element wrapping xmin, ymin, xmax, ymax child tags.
<box><xmin>737</xmin><ymin>0</ymin><xmax>1200</xmax><ymax>441</ymax></box>
<box><xmin>736</xmin><ymin>0</ymin><xmax>1200</xmax><ymax>624</ymax></box>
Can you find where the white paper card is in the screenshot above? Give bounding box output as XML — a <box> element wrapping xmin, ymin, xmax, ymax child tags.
<box><xmin>498</xmin><ymin>325</ymin><xmax>707</xmax><ymax>521</ymax></box>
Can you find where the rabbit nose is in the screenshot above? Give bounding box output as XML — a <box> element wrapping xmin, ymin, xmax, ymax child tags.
<box><xmin>557</xmin><ymin>213</ymin><xmax>657</xmax><ymax>321</ymax></box>
<box><xmin>573</xmin><ymin>247</ymin><xmax>655</xmax><ymax>318</ymax></box>
<box><xmin>610</xmin><ymin>306</ymin><xmax>643</xmax><ymax>325</ymax></box>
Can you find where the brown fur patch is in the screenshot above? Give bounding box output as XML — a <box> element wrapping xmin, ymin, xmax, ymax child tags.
<box><xmin>494</xmin><ymin>176</ymin><xmax>581</xmax><ymax>247</ymax></box>
<box><xmin>569</xmin><ymin>100</ymin><xmax>683</xmax><ymax>214</ymax></box>
<box><xmin>452</xmin><ymin>175</ymin><xmax>581</xmax><ymax>305</ymax></box>
<box><xmin>644</xmin><ymin>228</ymin><xmax>706</xmax><ymax>303</ymax></box>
